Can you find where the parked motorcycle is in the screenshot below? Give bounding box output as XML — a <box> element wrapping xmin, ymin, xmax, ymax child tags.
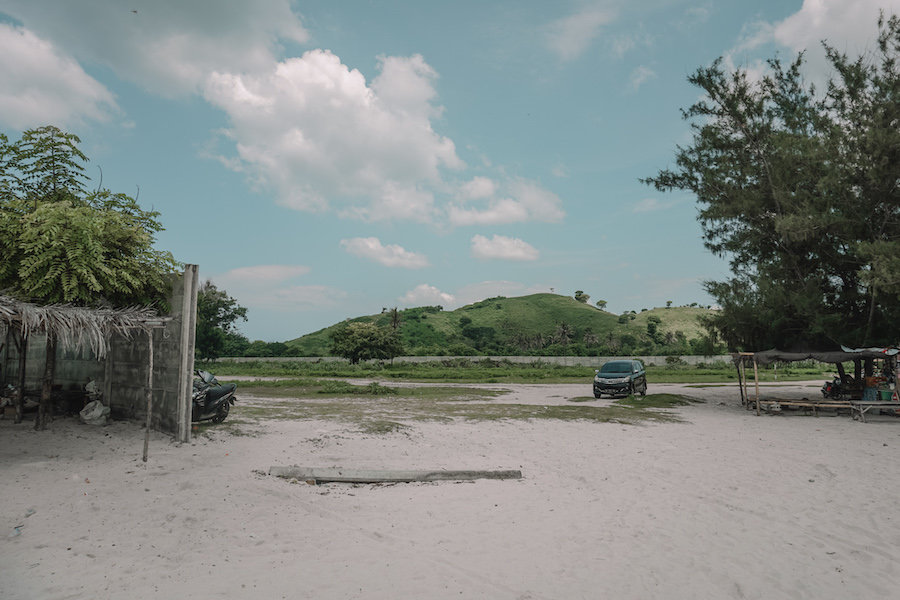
<box><xmin>192</xmin><ymin>370</ymin><xmax>236</xmax><ymax>423</ymax></box>
<box><xmin>821</xmin><ymin>375</ymin><xmax>852</xmax><ymax>400</ymax></box>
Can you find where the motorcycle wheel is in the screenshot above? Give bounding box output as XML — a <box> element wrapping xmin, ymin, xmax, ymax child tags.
<box><xmin>211</xmin><ymin>401</ymin><xmax>230</xmax><ymax>424</ymax></box>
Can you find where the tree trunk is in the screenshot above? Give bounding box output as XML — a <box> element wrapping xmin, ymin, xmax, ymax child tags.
<box><xmin>35</xmin><ymin>332</ymin><xmax>56</xmax><ymax>431</ymax></box>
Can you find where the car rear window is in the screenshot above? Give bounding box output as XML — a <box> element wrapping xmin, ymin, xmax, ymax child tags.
<box><xmin>600</xmin><ymin>362</ymin><xmax>632</xmax><ymax>374</ymax></box>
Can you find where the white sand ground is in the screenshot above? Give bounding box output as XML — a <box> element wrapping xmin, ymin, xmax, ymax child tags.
<box><xmin>2</xmin><ymin>381</ymin><xmax>900</xmax><ymax>600</ymax></box>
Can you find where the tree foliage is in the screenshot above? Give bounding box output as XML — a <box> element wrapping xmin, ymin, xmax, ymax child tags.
<box><xmin>330</xmin><ymin>321</ymin><xmax>403</xmax><ymax>364</ymax></box>
<box><xmin>0</xmin><ymin>126</ymin><xmax>179</xmax><ymax>307</ymax></box>
<box><xmin>195</xmin><ymin>280</ymin><xmax>248</xmax><ymax>361</ymax></box>
<box><xmin>645</xmin><ymin>14</ymin><xmax>900</xmax><ymax>351</ymax></box>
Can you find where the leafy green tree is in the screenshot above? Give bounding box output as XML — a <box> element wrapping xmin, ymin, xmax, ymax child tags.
<box><xmin>244</xmin><ymin>340</ymin><xmax>274</xmax><ymax>357</ymax></box>
<box><xmin>0</xmin><ymin>128</ymin><xmax>178</xmax><ymax>305</ymax></box>
<box><xmin>195</xmin><ymin>280</ymin><xmax>248</xmax><ymax>361</ymax></box>
<box><xmin>645</xmin><ymin>14</ymin><xmax>900</xmax><ymax>350</ymax></box>
<box><xmin>222</xmin><ymin>331</ymin><xmax>250</xmax><ymax>357</ymax></box>
<box><xmin>0</xmin><ymin>126</ymin><xmax>179</xmax><ymax>428</ymax></box>
<box><xmin>330</xmin><ymin>322</ymin><xmax>403</xmax><ymax>364</ymax></box>
<box><xmin>595</xmin><ymin>299</ymin><xmax>607</xmax><ymax>310</ymax></box>
<box><xmin>574</xmin><ymin>290</ymin><xmax>590</xmax><ymax>303</ymax></box>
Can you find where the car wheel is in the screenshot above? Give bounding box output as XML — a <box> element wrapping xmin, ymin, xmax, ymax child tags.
<box><xmin>640</xmin><ymin>382</ymin><xmax>647</xmax><ymax>396</ymax></box>
<box><xmin>594</xmin><ymin>391</ymin><xmax>601</xmax><ymax>399</ymax></box>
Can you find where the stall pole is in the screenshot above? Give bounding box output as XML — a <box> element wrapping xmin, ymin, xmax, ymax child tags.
<box><xmin>142</xmin><ymin>331</ymin><xmax>154</xmax><ymax>463</ymax></box>
<box><xmin>753</xmin><ymin>357</ymin><xmax>760</xmax><ymax>415</ymax></box>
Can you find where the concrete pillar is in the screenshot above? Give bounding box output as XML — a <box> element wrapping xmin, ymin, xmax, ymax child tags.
<box><xmin>176</xmin><ymin>264</ymin><xmax>199</xmax><ymax>443</ymax></box>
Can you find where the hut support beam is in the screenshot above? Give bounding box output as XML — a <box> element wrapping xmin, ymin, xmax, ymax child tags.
<box><xmin>142</xmin><ymin>331</ymin><xmax>154</xmax><ymax>462</ymax></box>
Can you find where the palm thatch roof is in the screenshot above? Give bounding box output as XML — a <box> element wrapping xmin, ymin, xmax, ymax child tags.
<box><xmin>0</xmin><ymin>295</ymin><xmax>169</xmax><ymax>359</ymax></box>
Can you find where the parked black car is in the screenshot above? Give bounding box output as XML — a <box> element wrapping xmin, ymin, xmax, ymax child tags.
<box><xmin>593</xmin><ymin>360</ymin><xmax>647</xmax><ymax>398</ymax></box>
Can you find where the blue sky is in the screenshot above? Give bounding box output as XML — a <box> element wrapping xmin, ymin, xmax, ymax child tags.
<box><xmin>1</xmin><ymin>0</ymin><xmax>897</xmax><ymax>341</ymax></box>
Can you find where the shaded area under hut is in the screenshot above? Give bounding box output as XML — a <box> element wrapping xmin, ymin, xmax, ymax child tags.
<box><xmin>0</xmin><ymin>266</ymin><xmax>198</xmax><ymax>444</ymax></box>
<box><xmin>733</xmin><ymin>347</ymin><xmax>900</xmax><ymax>422</ymax></box>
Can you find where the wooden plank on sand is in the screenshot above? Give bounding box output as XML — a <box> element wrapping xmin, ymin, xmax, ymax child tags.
<box><xmin>268</xmin><ymin>466</ymin><xmax>523</xmax><ymax>483</ymax></box>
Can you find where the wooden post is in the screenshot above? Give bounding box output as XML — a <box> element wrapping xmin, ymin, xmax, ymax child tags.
<box><xmin>753</xmin><ymin>356</ymin><xmax>760</xmax><ymax>416</ymax></box>
<box><xmin>14</xmin><ymin>330</ymin><xmax>26</xmax><ymax>424</ymax></box>
<box><xmin>36</xmin><ymin>332</ymin><xmax>56</xmax><ymax>430</ymax></box>
<box><xmin>142</xmin><ymin>330</ymin><xmax>154</xmax><ymax>462</ymax></box>
<box><xmin>103</xmin><ymin>333</ymin><xmax>113</xmax><ymax>408</ymax></box>
<box><xmin>735</xmin><ymin>356</ymin><xmax>746</xmax><ymax>407</ymax></box>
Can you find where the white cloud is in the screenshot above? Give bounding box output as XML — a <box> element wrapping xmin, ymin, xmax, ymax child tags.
<box><xmin>459</xmin><ymin>176</ymin><xmax>497</xmax><ymax>201</ymax></box>
<box><xmin>399</xmin><ymin>284</ymin><xmax>455</xmax><ymax>306</ymax></box>
<box><xmin>724</xmin><ymin>0</ymin><xmax>898</xmax><ymax>84</ymax></box>
<box><xmin>0</xmin><ymin>0</ymin><xmax>309</xmax><ymax>96</ymax></box>
<box><xmin>545</xmin><ymin>8</ymin><xmax>615</xmax><ymax>61</ymax></box>
<box><xmin>205</xmin><ymin>49</ymin><xmax>462</xmax><ymax>219</ymax></box>
<box><xmin>447</xmin><ymin>178</ymin><xmax>565</xmax><ymax>226</ymax></box>
<box><xmin>773</xmin><ymin>0</ymin><xmax>894</xmax><ymax>57</ymax></box>
<box><xmin>629</xmin><ymin>65</ymin><xmax>657</xmax><ymax>91</ymax></box>
<box><xmin>0</xmin><ymin>23</ymin><xmax>118</xmax><ymax>129</ymax></box>
<box><xmin>471</xmin><ymin>234</ymin><xmax>539</xmax><ymax>261</ymax></box>
<box><xmin>340</xmin><ymin>237</ymin><xmax>429</xmax><ymax>269</ymax></box>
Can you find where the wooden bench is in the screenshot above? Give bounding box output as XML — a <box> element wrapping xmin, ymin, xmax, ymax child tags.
<box><xmin>758</xmin><ymin>399</ymin><xmax>853</xmax><ymax>416</ymax></box>
<box><xmin>850</xmin><ymin>402</ymin><xmax>900</xmax><ymax>422</ymax></box>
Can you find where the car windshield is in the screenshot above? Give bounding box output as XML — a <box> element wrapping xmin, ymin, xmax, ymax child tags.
<box><xmin>600</xmin><ymin>362</ymin><xmax>632</xmax><ymax>375</ymax></box>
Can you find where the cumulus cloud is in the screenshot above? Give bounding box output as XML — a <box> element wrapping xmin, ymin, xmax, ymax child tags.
<box><xmin>459</xmin><ymin>176</ymin><xmax>497</xmax><ymax>201</ymax></box>
<box><xmin>340</xmin><ymin>237</ymin><xmax>429</xmax><ymax>269</ymax></box>
<box><xmin>724</xmin><ymin>0</ymin><xmax>897</xmax><ymax>83</ymax></box>
<box><xmin>399</xmin><ymin>284</ymin><xmax>455</xmax><ymax>306</ymax></box>
<box><xmin>471</xmin><ymin>235</ymin><xmax>539</xmax><ymax>261</ymax></box>
<box><xmin>545</xmin><ymin>7</ymin><xmax>615</xmax><ymax>61</ymax></box>
<box><xmin>0</xmin><ymin>23</ymin><xmax>118</xmax><ymax>128</ymax></box>
<box><xmin>447</xmin><ymin>178</ymin><xmax>565</xmax><ymax>226</ymax></box>
<box><xmin>205</xmin><ymin>49</ymin><xmax>462</xmax><ymax>219</ymax></box>
<box><xmin>0</xmin><ymin>0</ymin><xmax>309</xmax><ymax>96</ymax></box>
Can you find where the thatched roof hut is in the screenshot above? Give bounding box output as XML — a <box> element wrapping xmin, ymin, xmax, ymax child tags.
<box><xmin>0</xmin><ymin>294</ymin><xmax>168</xmax><ymax>358</ymax></box>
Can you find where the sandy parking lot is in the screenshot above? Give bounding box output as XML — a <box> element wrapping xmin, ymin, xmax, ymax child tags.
<box><xmin>2</xmin><ymin>381</ymin><xmax>899</xmax><ymax>599</ymax></box>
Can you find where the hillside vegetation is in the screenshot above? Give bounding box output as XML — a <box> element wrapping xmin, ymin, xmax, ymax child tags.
<box><xmin>285</xmin><ymin>293</ymin><xmax>719</xmax><ymax>357</ymax></box>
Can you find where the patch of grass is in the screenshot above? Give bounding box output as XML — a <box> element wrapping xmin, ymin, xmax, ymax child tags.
<box><xmin>217</xmin><ymin>359</ymin><xmax>829</xmax><ymax>385</ymax></box>
<box><xmin>615</xmin><ymin>393</ymin><xmax>702</xmax><ymax>409</ymax></box>
<box><xmin>357</xmin><ymin>420</ymin><xmax>410</xmax><ymax>435</ymax></box>
<box><xmin>232</xmin><ymin>386</ymin><xmax>691</xmax><ymax>428</ymax></box>
<box><xmin>567</xmin><ymin>396</ymin><xmax>596</xmax><ymax>403</ymax></box>
<box><xmin>318</xmin><ymin>380</ymin><xmax>399</xmax><ymax>395</ymax></box>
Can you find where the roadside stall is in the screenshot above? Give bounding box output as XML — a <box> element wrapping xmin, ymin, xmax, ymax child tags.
<box><xmin>733</xmin><ymin>347</ymin><xmax>899</xmax><ymax>421</ymax></box>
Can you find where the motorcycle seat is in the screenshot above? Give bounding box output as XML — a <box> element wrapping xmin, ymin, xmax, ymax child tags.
<box><xmin>206</xmin><ymin>383</ymin><xmax>236</xmax><ymax>402</ymax></box>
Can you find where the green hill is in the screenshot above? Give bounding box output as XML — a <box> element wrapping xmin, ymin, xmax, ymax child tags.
<box><xmin>286</xmin><ymin>293</ymin><xmax>716</xmax><ymax>357</ymax></box>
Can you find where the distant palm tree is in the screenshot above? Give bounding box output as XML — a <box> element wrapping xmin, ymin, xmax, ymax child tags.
<box><xmin>553</xmin><ymin>323</ymin><xmax>574</xmax><ymax>346</ymax></box>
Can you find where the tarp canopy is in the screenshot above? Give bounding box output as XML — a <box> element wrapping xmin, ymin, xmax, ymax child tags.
<box><xmin>736</xmin><ymin>347</ymin><xmax>900</xmax><ymax>366</ymax></box>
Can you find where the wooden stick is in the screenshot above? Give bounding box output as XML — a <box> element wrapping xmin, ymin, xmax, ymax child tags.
<box><xmin>753</xmin><ymin>356</ymin><xmax>760</xmax><ymax>416</ymax></box>
<box><xmin>142</xmin><ymin>331</ymin><xmax>154</xmax><ymax>462</ymax></box>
